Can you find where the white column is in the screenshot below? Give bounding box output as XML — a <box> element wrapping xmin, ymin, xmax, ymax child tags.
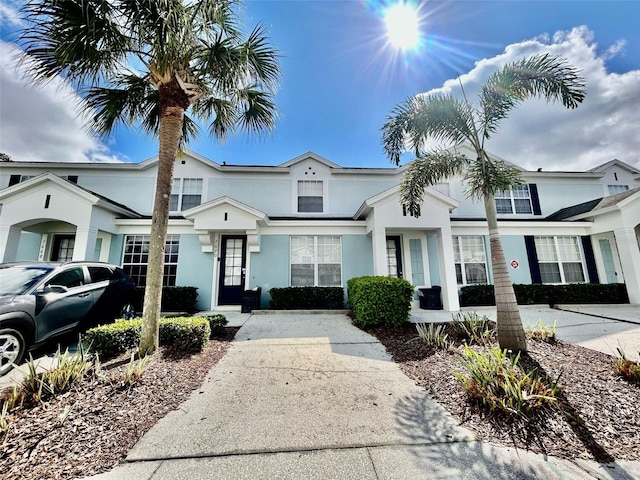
<box><xmin>371</xmin><ymin>226</ymin><xmax>388</xmax><ymax>276</ymax></box>
<box><xmin>0</xmin><ymin>225</ymin><xmax>22</xmax><ymax>262</ymax></box>
<box><xmin>436</xmin><ymin>226</ymin><xmax>460</xmax><ymax>311</ymax></box>
<box><xmin>72</xmin><ymin>225</ymin><xmax>99</xmax><ymax>261</ymax></box>
<box><xmin>614</xmin><ymin>227</ymin><xmax>640</xmax><ymax>304</ymax></box>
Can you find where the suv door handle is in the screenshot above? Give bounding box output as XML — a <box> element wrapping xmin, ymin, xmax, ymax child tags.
<box><xmin>78</xmin><ymin>292</ymin><xmax>91</xmax><ymax>298</ymax></box>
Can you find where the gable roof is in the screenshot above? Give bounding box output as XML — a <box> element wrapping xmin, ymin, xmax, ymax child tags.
<box><xmin>546</xmin><ymin>187</ymin><xmax>640</xmax><ymax>221</ymax></box>
<box><xmin>0</xmin><ymin>172</ymin><xmax>141</xmax><ymax>218</ymax></box>
<box><xmin>353</xmin><ymin>184</ymin><xmax>459</xmax><ymax>219</ymax></box>
<box><xmin>278</xmin><ymin>151</ymin><xmax>341</xmax><ymax>169</ymax></box>
<box><xmin>587</xmin><ymin>159</ymin><xmax>640</xmax><ymax>174</ymax></box>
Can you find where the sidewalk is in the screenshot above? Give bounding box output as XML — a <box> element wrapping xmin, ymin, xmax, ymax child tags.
<box><xmin>82</xmin><ymin>313</ymin><xmax>639</xmax><ymax>480</ymax></box>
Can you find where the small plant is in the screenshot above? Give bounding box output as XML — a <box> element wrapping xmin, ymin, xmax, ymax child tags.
<box><xmin>0</xmin><ymin>401</ymin><xmax>9</xmax><ymax>435</ymax></box>
<box><xmin>613</xmin><ymin>347</ymin><xmax>640</xmax><ymax>384</ymax></box>
<box><xmin>455</xmin><ymin>345</ymin><xmax>560</xmax><ymax>417</ymax></box>
<box><xmin>411</xmin><ymin>323</ymin><xmax>452</xmax><ymax>350</ymax></box>
<box><xmin>0</xmin><ymin>386</ymin><xmax>25</xmax><ymax>412</ymax></box>
<box><xmin>451</xmin><ymin>311</ymin><xmax>496</xmax><ymax>344</ymax></box>
<box><xmin>205</xmin><ymin>314</ymin><xmax>228</xmax><ymax>338</ymax></box>
<box><xmin>121</xmin><ymin>353</ymin><xmax>149</xmax><ymax>387</ymax></box>
<box><xmin>526</xmin><ymin>320</ymin><xmax>557</xmax><ymax>342</ymax></box>
<box><xmin>58</xmin><ymin>405</ymin><xmax>73</xmax><ymax>427</ymax></box>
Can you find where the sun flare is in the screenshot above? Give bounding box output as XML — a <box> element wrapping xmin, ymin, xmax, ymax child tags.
<box><xmin>383</xmin><ymin>2</ymin><xmax>421</xmax><ymax>51</ymax></box>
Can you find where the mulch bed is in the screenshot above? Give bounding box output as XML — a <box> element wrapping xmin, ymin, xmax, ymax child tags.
<box><xmin>365</xmin><ymin>322</ymin><xmax>640</xmax><ymax>462</ymax></box>
<box><xmin>0</xmin><ymin>328</ymin><xmax>238</xmax><ymax>480</ymax></box>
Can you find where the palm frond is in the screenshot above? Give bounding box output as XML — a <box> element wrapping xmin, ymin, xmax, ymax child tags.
<box><xmin>20</xmin><ymin>0</ymin><xmax>130</xmax><ymax>86</ymax></box>
<box><xmin>242</xmin><ymin>24</ymin><xmax>281</xmax><ymax>90</ymax></box>
<box><xmin>480</xmin><ymin>54</ymin><xmax>586</xmax><ymax>137</ymax></box>
<box><xmin>400</xmin><ymin>150</ymin><xmax>469</xmax><ymax>217</ymax></box>
<box><xmin>235</xmin><ymin>87</ymin><xmax>278</xmax><ymax>134</ymax></box>
<box><xmin>193</xmin><ymin>96</ymin><xmax>235</xmax><ymax>139</ymax></box>
<box><xmin>382</xmin><ymin>94</ymin><xmax>476</xmax><ymax>166</ymax></box>
<box><xmin>464</xmin><ymin>153</ymin><xmax>524</xmax><ymax>200</ymax></box>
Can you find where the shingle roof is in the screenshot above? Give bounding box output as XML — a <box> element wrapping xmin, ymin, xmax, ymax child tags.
<box><xmin>546</xmin><ymin>187</ymin><xmax>640</xmax><ymax>221</ymax></box>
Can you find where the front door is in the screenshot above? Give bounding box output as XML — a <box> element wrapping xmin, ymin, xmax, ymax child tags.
<box><xmin>218</xmin><ymin>235</ymin><xmax>247</xmax><ymax>305</ymax></box>
<box><xmin>51</xmin><ymin>234</ymin><xmax>75</xmax><ymax>261</ymax></box>
<box><xmin>386</xmin><ymin>236</ymin><xmax>403</xmax><ymax>278</ymax></box>
<box><xmin>599</xmin><ymin>238</ymin><xmax>618</xmax><ymax>284</ymax></box>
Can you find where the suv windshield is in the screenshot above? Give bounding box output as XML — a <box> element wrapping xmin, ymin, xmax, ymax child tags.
<box><xmin>0</xmin><ymin>265</ymin><xmax>55</xmax><ymax>295</ymax></box>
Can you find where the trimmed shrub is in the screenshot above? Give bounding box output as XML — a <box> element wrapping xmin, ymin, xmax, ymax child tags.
<box><xmin>159</xmin><ymin>317</ymin><xmax>210</xmax><ymax>353</ymax></box>
<box><xmin>133</xmin><ymin>286</ymin><xmax>199</xmax><ymax>313</ymax></box>
<box><xmin>269</xmin><ymin>286</ymin><xmax>344</xmax><ymax>309</ymax></box>
<box><xmin>347</xmin><ymin>276</ymin><xmax>414</xmax><ymax>328</ymax></box>
<box><xmin>85</xmin><ymin>317</ymin><xmax>210</xmax><ymax>359</ymax></box>
<box><xmin>84</xmin><ymin>319</ymin><xmax>142</xmax><ymax>359</ymax></box>
<box><xmin>204</xmin><ymin>314</ymin><xmax>228</xmax><ymax>338</ymax></box>
<box><xmin>460</xmin><ymin>283</ymin><xmax>629</xmax><ymax>307</ymax></box>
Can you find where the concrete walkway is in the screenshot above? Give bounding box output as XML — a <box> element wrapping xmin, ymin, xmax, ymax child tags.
<box><xmin>84</xmin><ymin>312</ymin><xmax>640</xmax><ymax>480</ymax></box>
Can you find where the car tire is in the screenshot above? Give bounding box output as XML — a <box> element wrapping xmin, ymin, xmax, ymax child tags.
<box><xmin>120</xmin><ymin>303</ymin><xmax>136</xmax><ymax>320</ymax></box>
<box><xmin>0</xmin><ymin>328</ymin><xmax>26</xmax><ymax>377</ymax></box>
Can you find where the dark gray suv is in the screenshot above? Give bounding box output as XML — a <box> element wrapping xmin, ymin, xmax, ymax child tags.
<box><xmin>0</xmin><ymin>261</ymin><xmax>136</xmax><ymax>376</ymax></box>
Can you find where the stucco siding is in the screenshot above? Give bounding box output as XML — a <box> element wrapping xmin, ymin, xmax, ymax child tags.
<box><xmin>79</xmin><ymin>175</ymin><xmax>156</xmax><ymax>214</ymax></box>
<box><xmin>249</xmin><ymin>235</ymin><xmax>290</xmax><ymax>307</ymax></box>
<box><xmin>175</xmin><ymin>234</ymin><xmax>214</xmax><ymax>310</ymax></box>
<box><xmin>342</xmin><ymin>234</ymin><xmax>374</xmax><ymax>282</ymax></box>
<box><xmin>329</xmin><ymin>180</ymin><xmax>398</xmax><ymax>216</ymax></box>
<box><xmin>499</xmin><ymin>235</ymin><xmax>532</xmax><ymax>284</ymax></box>
<box><xmin>208</xmin><ymin>178</ymin><xmax>291</xmax><ymax>215</ymax></box>
<box><xmin>16</xmin><ymin>232</ymin><xmax>41</xmax><ymax>261</ymax></box>
<box><xmin>536</xmin><ymin>182</ymin><xmax>604</xmax><ymax>216</ymax></box>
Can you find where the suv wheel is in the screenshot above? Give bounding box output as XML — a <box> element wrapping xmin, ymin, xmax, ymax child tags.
<box><xmin>0</xmin><ymin>328</ymin><xmax>26</xmax><ymax>377</ymax></box>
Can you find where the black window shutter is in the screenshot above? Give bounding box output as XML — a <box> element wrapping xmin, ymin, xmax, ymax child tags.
<box><xmin>529</xmin><ymin>183</ymin><xmax>542</xmax><ymax>215</ymax></box>
<box><xmin>581</xmin><ymin>236</ymin><xmax>600</xmax><ymax>283</ymax></box>
<box><xmin>524</xmin><ymin>236</ymin><xmax>542</xmax><ymax>283</ymax></box>
<box><xmin>9</xmin><ymin>174</ymin><xmax>20</xmax><ymax>186</ymax></box>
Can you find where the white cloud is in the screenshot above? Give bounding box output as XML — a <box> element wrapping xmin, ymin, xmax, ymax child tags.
<box><xmin>0</xmin><ymin>41</ymin><xmax>125</xmax><ymax>163</ymax></box>
<box><xmin>420</xmin><ymin>26</ymin><xmax>640</xmax><ymax>171</ymax></box>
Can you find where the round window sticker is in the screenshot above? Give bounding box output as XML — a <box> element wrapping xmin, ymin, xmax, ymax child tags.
<box><xmin>510</xmin><ymin>260</ymin><xmax>519</xmax><ymax>269</ymax></box>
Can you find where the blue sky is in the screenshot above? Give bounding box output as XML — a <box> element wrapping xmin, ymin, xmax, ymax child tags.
<box><xmin>1</xmin><ymin>1</ymin><xmax>639</xmax><ymax>171</ymax></box>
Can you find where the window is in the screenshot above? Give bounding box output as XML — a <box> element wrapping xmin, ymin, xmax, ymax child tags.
<box><xmin>608</xmin><ymin>184</ymin><xmax>629</xmax><ymax>195</ymax></box>
<box><xmin>495</xmin><ymin>186</ymin><xmax>532</xmax><ymax>214</ymax></box>
<box><xmin>454</xmin><ymin>236</ymin><xmax>487</xmax><ymax>285</ymax></box>
<box><xmin>8</xmin><ymin>175</ymin><xmax>34</xmax><ymax>187</ymax></box>
<box><xmin>534</xmin><ymin>236</ymin><xmax>585</xmax><ymax>284</ymax></box>
<box><xmin>290</xmin><ymin>235</ymin><xmax>341</xmax><ymax>286</ymax></box>
<box><xmin>170</xmin><ymin>178</ymin><xmax>202</xmax><ymax>211</ymax></box>
<box><xmin>88</xmin><ymin>266</ymin><xmax>115</xmax><ymax>283</ymax></box>
<box><xmin>46</xmin><ymin>267</ymin><xmax>84</xmax><ymax>289</ymax></box>
<box><xmin>297</xmin><ymin>180</ymin><xmax>323</xmax><ymax>213</ymax></box>
<box><xmin>122</xmin><ymin>234</ymin><xmax>180</xmax><ymax>287</ymax></box>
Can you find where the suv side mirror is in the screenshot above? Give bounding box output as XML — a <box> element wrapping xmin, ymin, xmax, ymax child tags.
<box><xmin>43</xmin><ymin>285</ymin><xmax>69</xmax><ymax>294</ymax></box>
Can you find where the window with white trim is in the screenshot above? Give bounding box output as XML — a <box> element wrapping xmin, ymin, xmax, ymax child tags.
<box><xmin>290</xmin><ymin>235</ymin><xmax>341</xmax><ymax>286</ymax></box>
<box><xmin>454</xmin><ymin>236</ymin><xmax>487</xmax><ymax>285</ymax></box>
<box><xmin>607</xmin><ymin>184</ymin><xmax>629</xmax><ymax>195</ymax></box>
<box><xmin>297</xmin><ymin>180</ymin><xmax>323</xmax><ymax>213</ymax></box>
<box><xmin>534</xmin><ymin>236</ymin><xmax>585</xmax><ymax>284</ymax></box>
<box><xmin>495</xmin><ymin>186</ymin><xmax>532</xmax><ymax>214</ymax></box>
<box><xmin>170</xmin><ymin>178</ymin><xmax>202</xmax><ymax>211</ymax></box>
<box><xmin>122</xmin><ymin>234</ymin><xmax>180</xmax><ymax>287</ymax></box>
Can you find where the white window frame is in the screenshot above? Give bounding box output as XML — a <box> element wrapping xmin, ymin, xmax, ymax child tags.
<box><xmin>170</xmin><ymin>178</ymin><xmax>203</xmax><ymax>212</ymax></box>
<box><xmin>495</xmin><ymin>185</ymin><xmax>533</xmax><ymax>214</ymax></box>
<box><xmin>534</xmin><ymin>235</ymin><xmax>586</xmax><ymax>284</ymax></box>
<box><xmin>297</xmin><ymin>180</ymin><xmax>324</xmax><ymax>213</ymax></box>
<box><xmin>290</xmin><ymin>235</ymin><xmax>342</xmax><ymax>286</ymax></box>
<box><xmin>122</xmin><ymin>234</ymin><xmax>180</xmax><ymax>287</ymax></box>
<box><xmin>453</xmin><ymin>235</ymin><xmax>488</xmax><ymax>286</ymax></box>
<box><xmin>607</xmin><ymin>184</ymin><xmax>629</xmax><ymax>195</ymax></box>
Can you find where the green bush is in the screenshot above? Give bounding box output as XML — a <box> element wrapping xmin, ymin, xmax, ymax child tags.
<box><xmin>84</xmin><ymin>319</ymin><xmax>142</xmax><ymax>359</ymax></box>
<box><xmin>347</xmin><ymin>276</ymin><xmax>414</xmax><ymax>328</ymax></box>
<box><xmin>85</xmin><ymin>317</ymin><xmax>210</xmax><ymax>359</ymax></box>
<box><xmin>459</xmin><ymin>283</ymin><xmax>629</xmax><ymax>307</ymax></box>
<box><xmin>204</xmin><ymin>314</ymin><xmax>228</xmax><ymax>337</ymax></box>
<box><xmin>159</xmin><ymin>317</ymin><xmax>210</xmax><ymax>353</ymax></box>
<box><xmin>133</xmin><ymin>286</ymin><xmax>199</xmax><ymax>313</ymax></box>
<box><xmin>269</xmin><ymin>286</ymin><xmax>344</xmax><ymax>309</ymax></box>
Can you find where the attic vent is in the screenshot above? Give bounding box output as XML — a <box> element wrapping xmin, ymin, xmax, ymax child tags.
<box><xmin>45</xmin><ymin>194</ymin><xmax>51</xmax><ymax>209</ymax></box>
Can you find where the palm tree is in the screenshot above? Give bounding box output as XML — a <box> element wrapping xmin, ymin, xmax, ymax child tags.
<box><xmin>20</xmin><ymin>0</ymin><xmax>280</xmax><ymax>356</ymax></box>
<box><xmin>382</xmin><ymin>54</ymin><xmax>586</xmax><ymax>351</ymax></box>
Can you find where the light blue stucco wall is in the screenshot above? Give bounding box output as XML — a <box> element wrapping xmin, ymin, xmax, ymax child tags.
<box><xmin>536</xmin><ymin>182</ymin><xmax>603</xmax><ymax>216</ymax></box>
<box><xmin>208</xmin><ymin>178</ymin><xmax>292</xmax><ymax>215</ymax></box>
<box><xmin>329</xmin><ymin>180</ymin><xmax>398</xmax><ymax>216</ymax></box>
<box><xmin>499</xmin><ymin>235</ymin><xmax>532</xmax><ymax>284</ymax></box>
<box><xmin>342</xmin><ymin>234</ymin><xmax>374</xmax><ymax>282</ymax></box>
<box><xmin>249</xmin><ymin>235</ymin><xmax>290</xmax><ymax>307</ymax></box>
<box><xmin>109</xmin><ymin>234</ymin><xmax>124</xmax><ymax>266</ymax></box>
<box><xmin>16</xmin><ymin>232</ymin><xmax>41</xmax><ymax>261</ymax></box>
<box><xmin>175</xmin><ymin>234</ymin><xmax>214</xmax><ymax>310</ymax></box>
<box><xmin>79</xmin><ymin>175</ymin><xmax>156</xmax><ymax>214</ymax></box>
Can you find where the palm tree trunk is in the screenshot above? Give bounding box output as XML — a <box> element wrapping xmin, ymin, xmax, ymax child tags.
<box><xmin>139</xmin><ymin>98</ymin><xmax>184</xmax><ymax>357</ymax></box>
<box><xmin>483</xmin><ymin>194</ymin><xmax>527</xmax><ymax>351</ymax></box>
